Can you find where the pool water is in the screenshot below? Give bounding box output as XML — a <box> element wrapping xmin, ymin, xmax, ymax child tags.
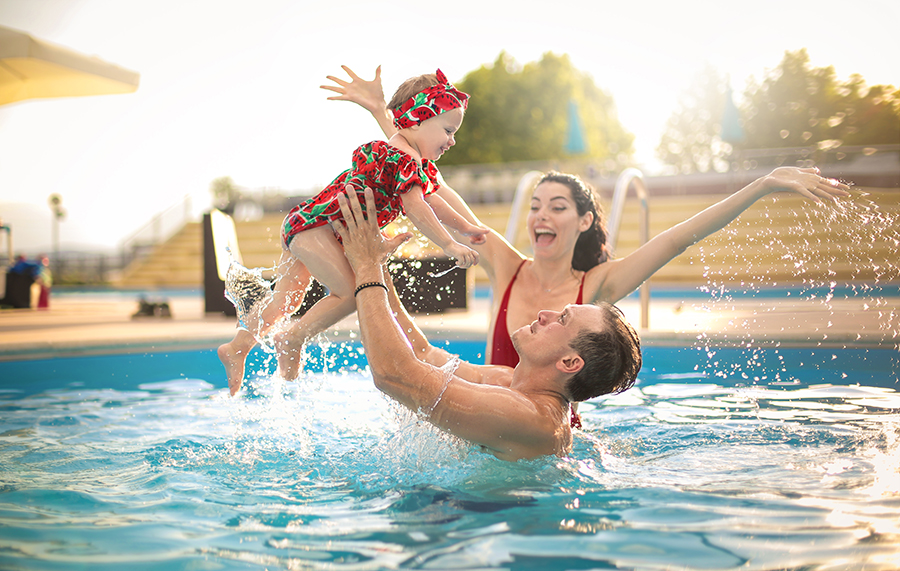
<box><xmin>1</xmin><ymin>343</ymin><xmax>898</xmax><ymax>570</ymax></box>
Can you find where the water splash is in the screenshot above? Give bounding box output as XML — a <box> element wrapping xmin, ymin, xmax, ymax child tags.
<box><xmin>224</xmin><ymin>258</ymin><xmax>275</xmax><ymax>342</ymax></box>
<box><xmin>428</xmin><ymin>265</ymin><xmax>460</xmax><ymax>279</ymax></box>
<box><xmin>423</xmin><ymin>355</ymin><xmax>460</xmax><ymax>416</ymax></box>
<box><xmin>692</xmin><ymin>188</ymin><xmax>900</xmax><ymax>355</ymax></box>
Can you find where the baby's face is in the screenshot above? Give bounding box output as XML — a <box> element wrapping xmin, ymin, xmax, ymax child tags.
<box><xmin>413</xmin><ymin>107</ymin><xmax>464</xmax><ymax>161</ymax></box>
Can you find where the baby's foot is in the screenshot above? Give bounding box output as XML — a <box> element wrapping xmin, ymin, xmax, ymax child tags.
<box><xmin>217</xmin><ymin>341</ymin><xmax>248</xmax><ymax>395</ymax></box>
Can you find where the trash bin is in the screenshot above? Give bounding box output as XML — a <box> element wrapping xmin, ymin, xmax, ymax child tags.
<box><xmin>1</xmin><ymin>271</ymin><xmax>35</xmax><ymax>308</ymax></box>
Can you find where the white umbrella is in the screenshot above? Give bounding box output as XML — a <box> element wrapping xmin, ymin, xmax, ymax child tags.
<box><xmin>0</xmin><ymin>25</ymin><xmax>139</xmax><ymax>106</ymax></box>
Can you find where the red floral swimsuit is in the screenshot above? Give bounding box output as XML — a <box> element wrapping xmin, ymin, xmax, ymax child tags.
<box><xmin>282</xmin><ymin>140</ymin><xmax>441</xmax><ymax>247</ymax></box>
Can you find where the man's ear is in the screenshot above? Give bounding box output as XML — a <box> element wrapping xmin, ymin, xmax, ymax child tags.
<box><xmin>557</xmin><ymin>353</ymin><xmax>584</xmax><ymax>375</ymax></box>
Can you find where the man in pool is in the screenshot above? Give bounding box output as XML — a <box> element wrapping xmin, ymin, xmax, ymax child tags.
<box><xmin>330</xmin><ymin>186</ymin><xmax>642</xmax><ymax>461</ymax></box>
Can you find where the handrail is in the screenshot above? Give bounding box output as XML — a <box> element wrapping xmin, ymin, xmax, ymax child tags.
<box><xmin>608</xmin><ymin>168</ymin><xmax>651</xmax><ymax>329</ymax></box>
<box><xmin>0</xmin><ymin>222</ymin><xmax>11</xmax><ymax>266</ymax></box>
<box><xmin>504</xmin><ymin>170</ymin><xmax>544</xmax><ymax>244</ymax></box>
<box><xmin>119</xmin><ymin>194</ymin><xmax>194</xmax><ymax>267</ymax></box>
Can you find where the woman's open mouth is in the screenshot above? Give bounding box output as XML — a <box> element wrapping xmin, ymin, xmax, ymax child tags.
<box><xmin>534</xmin><ymin>228</ymin><xmax>556</xmax><ymax>246</ymax></box>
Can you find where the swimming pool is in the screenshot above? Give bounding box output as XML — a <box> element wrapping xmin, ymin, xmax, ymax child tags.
<box><xmin>1</xmin><ymin>340</ymin><xmax>898</xmax><ymax>570</ymax></box>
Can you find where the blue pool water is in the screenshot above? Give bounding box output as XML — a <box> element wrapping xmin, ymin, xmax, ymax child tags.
<box><xmin>1</xmin><ymin>342</ymin><xmax>898</xmax><ymax>570</ymax></box>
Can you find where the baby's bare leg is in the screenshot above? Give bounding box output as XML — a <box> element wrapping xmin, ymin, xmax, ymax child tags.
<box><xmin>218</xmin><ymin>329</ymin><xmax>256</xmax><ymax>395</ymax></box>
<box><xmin>275</xmin><ymin>226</ymin><xmax>357</xmax><ymax>380</ymax></box>
<box><xmin>275</xmin><ymin>293</ymin><xmax>357</xmax><ymax>380</ymax></box>
<box><xmin>256</xmin><ymin>254</ymin><xmax>311</xmax><ymax>342</ymax></box>
<box><xmin>218</xmin><ymin>249</ymin><xmax>311</xmax><ymax>394</ymax></box>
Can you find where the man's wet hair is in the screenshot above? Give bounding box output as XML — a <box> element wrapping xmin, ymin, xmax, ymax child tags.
<box><xmin>566</xmin><ymin>302</ymin><xmax>642</xmax><ymax>402</ymax></box>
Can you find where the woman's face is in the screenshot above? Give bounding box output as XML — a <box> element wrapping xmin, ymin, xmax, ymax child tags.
<box><xmin>527</xmin><ymin>181</ymin><xmax>593</xmax><ymax>260</ymax></box>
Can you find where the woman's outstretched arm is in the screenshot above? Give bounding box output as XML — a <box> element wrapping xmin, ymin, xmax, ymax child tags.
<box><xmin>590</xmin><ymin>167</ymin><xmax>852</xmax><ymax>304</ymax></box>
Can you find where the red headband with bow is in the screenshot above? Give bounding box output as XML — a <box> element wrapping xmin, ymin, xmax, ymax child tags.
<box><xmin>392</xmin><ymin>69</ymin><xmax>469</xmax><ymax>129</ymax></box>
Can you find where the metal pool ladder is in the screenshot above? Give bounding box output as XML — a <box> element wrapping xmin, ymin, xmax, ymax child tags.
<box><xmin>608</xmin><ymin>168</ymin><xmax>650</xmax><ymax>329</ymax></box>
<box><xmin>505</xmin><ymin>168</ymin><xmax>651</xmax><ymax>329</ymax></box>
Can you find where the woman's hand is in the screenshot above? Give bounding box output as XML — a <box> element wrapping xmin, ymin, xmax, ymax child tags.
<box><xmin>758</xmin><ymin>167</ymin><xmax>851</xmax><ymax>203</ymax></box>
<box><xmin>321</xmin><ymin>65</ymin><xmax>387</xmax><ymax>116</ymax></box>
<box><xmin>461</xmin><ymin>223</ymin><xmax>489</xmax><ymax>245</ymax></box>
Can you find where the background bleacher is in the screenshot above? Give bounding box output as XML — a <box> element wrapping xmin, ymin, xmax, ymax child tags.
<box><xmin>113</xmin><ymin>188</ymin><xmax>898</xmax><ymax>290</ymax></box>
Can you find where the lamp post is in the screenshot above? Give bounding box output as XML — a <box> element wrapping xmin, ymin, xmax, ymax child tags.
<box><xmin>48</xmin><ymin>194</ymin><xmax>65</xmax><ymax>277</ymax></box>
<box><xmin>0</xmin><ymin>218</ymin><xmax>11</xmax><ymax>266</ymax></box>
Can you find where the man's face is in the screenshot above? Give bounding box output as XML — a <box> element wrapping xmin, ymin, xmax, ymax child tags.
<box><xmin>511</xmin><ymin>304</ymin><xmax>605</xmax><ymax>365</ymax></box>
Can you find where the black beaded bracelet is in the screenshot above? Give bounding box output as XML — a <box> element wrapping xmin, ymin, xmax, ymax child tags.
<box><xmin>354</xmin><ymin>281</ymin><xmax>388</xmax><ymax>297</ymax></box>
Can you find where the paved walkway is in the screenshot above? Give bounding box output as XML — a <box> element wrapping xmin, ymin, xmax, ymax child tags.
<box><xmin>1</xmin><ymin>287</ymin><xmax>897</xmax><ymax>361</ymax></box>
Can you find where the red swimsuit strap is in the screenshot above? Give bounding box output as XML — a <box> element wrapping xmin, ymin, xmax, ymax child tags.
<box><xmin>492</xmin><ymin>260</ymin><xmax>586</xmax><ymax>429</ymax></box>
<box><xmin>490</xmin><ymin>260</ymin><xmax>528</xmax><ymax>368</ymax></box>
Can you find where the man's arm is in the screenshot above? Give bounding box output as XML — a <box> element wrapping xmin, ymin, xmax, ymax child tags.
<box><xmin>335</xmin><ymin>188</ymin><xmax>564</xmax><ymax>460</ymax></box>
<box><xmin>382</xmin><ymin>268</ymin><xmax>512</xmax><ymax>388</ymax></box>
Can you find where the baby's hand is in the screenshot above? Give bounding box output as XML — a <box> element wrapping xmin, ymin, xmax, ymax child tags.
<box><xmin>321</xmin><ymin>65</ymin><xmax>385</xmax><ymax>115</ymax></box>
<box><xmin>461</xmin><ymin>224</ymin><xmax>489</xmax><ymax>245</ymax></box>
<box><xmin>445</xmin><ymin>242</ymin><xmax>479</xmax><ymax>269</ymax></box>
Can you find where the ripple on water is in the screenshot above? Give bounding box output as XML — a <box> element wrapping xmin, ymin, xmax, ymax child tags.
<box><xmin>1</xmin><ymin>359</ymin><xmax>899</xmax><ymax>569</ymax></box>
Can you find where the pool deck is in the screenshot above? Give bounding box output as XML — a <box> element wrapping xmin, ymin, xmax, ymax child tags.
<box><xmin>1</xmin><ymin>287</ymin><xmax>897</xmax><ymax>361</ymax></box>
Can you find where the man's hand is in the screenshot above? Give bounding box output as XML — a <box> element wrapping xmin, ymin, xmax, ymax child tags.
<box><xmin>335</xmin><ymin>186</ymin><xmax>411</xmax><ymax>276</ymax></box>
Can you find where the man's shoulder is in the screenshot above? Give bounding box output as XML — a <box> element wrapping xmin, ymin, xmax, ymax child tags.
<box><xmin>452</xmin><ymin>361</ymin><xmax>514</xmax><ymax>388</ymax></box>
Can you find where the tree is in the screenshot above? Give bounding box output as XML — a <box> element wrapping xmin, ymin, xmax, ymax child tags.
<box><xmin>656</xmin><ymin>65</ymin><xmax>734</xmax><ymax>174</ymax></box>
<box><xmin>743</xmin><ymin>49</ymin><xmax>900</xmax><ymax>150</ymax></box>
<box><xmin>210</xmin><ymin>176</ymin><xmax>240</xmax><ymax>213</ymax></box>
<box><xmin>442</xmin><ymin>52</ymin><xmax>634</xmax><ymax>165</ymax></box>
<box><xmin>657</xmin><ymin>49</ymin><xmax>900</xmax><ymax>173</ymax></box>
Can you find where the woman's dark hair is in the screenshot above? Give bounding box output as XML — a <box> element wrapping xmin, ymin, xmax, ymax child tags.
<box><xmin>536</xmin><ymin>172</ymin><xmax>610</xmax><ymax>271</ymax></box>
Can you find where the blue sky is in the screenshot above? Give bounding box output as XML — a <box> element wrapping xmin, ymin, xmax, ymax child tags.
<box><xmin>1</xmin><ymin>0</ymin><xmax>897</xmax><ymax>254</ymax></box>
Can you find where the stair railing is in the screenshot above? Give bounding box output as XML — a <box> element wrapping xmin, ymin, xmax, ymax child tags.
<box><xmin>504</xmin><ymin>171</ymin><xmax>544</xmax><ymax>244</ymax></box>
<box><xmin>119</xmin><ymin>195</ymin><xmax>194</xmax><ymax>268</ymax></box>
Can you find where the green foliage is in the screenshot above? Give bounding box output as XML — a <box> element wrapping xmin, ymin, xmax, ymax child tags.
<box><xmin>656</xmin><ymin>65</ymin><xmax>733</xmax><ymax>174</ymax></box>
<box><xmin>657</xmin><ymin>49</ymin><xmax>900</xmax><ymax>173</ymax></box>
<box><xmin>442</xmin><ymin>52</ymin><xmax>634</xmax><ymax>165</ymax></box>
<box><xmin>210</xmin><ymin>176</ymin><xmax>239</xmax><ymax>211</ymax></box>
<box><xmin>743</xmin><ymin>49</ymin><xmax>900</xmax><ymax>149</ymax></box>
